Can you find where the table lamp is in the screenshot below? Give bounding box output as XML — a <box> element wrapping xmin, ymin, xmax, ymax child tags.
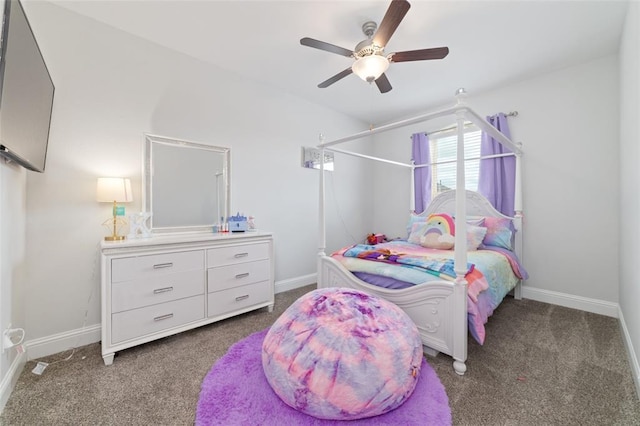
<box><xmin>97</xmin><ymin>177</ymin><xmax>132</xmax><ymax>241</ymax></box>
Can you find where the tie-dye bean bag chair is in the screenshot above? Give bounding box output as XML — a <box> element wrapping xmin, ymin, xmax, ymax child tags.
<box><xmin>261</xmin><ymin>287</ymin><xmax>423</xmax><ymax>420</ymax></box>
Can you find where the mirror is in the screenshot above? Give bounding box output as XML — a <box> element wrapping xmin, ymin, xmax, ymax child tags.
<box><xmin>143</xmin><ymin>134</ymin><xmax>230</xmax><ymax>234</ymax></box>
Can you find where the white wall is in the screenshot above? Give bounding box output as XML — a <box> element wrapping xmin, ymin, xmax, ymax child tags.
<box><xmin>18</xmin><ymin>2</ymin><xmax>372</xmax><ymax>346</ymax></box>
<box><xmin>0</xmin><ymin>160</ymin><xmax>27</xmax><ymax>410</ymax></box>
<box><xmin>371</xmin><ymin>55</ymin><xmax>620</xmax><ymax>306</ymax></box>
<box><xmin>0</xmin><ymin>0</ymin><xmax>28</xmax><ymax>411</ymax></box>
<box><xmin>619</xmin><ymin>1</ymin><xmax>640</xmax><ymax>395</ymax></box>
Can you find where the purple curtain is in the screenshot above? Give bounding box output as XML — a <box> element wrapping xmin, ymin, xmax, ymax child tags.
<box><xmin>478</xmin><ymin>113</ymin><xmax>515</xmax><ymax>216</ymax></box>
<box><xmin>411</xmin><ymin>132</ymin><xmax>431</xmax><ymax>213</ymax></box>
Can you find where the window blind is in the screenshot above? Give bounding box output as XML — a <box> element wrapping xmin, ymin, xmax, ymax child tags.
<box><xmin>430</xmin><ymin>127</ymin><xmax>481</xmax><ymax>197</ymax></box>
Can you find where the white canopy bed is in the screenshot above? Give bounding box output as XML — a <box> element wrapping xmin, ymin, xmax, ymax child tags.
<box><xmin>316</xmin><ymin>89</ymin><xmax>524</xmax><ymax>375</ymax></box>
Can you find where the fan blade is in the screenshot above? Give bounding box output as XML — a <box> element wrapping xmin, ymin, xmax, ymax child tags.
<box><xmin>373</xmin><ymin>0</ymin><xmax>411</xmax><ymax>47</ymax></box>
<box><xmin>391</xmin><ymin>47</ymin><xmax>450</xmax><ymax>62</ymax></box>
<box><xmin>375</xmin><ymin>73</ymin><xmax>392</xmax><ymax>93</ymax></box>
<box><xmin>300</xmin><ymin>37</ymin><xmax>353</xmax><ymax>57</ymax></box>
<box><xmin>318</xmin><ymin>68</ymin><xmax>353</xmax><ymax>88</ymax></box>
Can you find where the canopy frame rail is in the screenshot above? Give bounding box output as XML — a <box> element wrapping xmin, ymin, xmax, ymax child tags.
<box><xmin>317</xmin><ymin>96</ymin><xmax>522</xmax><ymax>156</ymax></box>
<box><xmin>317</xmin><ymin>88</ymin><xmax>523</xmax><ymax>218</ymax></box>
<box><xmin>323</xmin><ymin>147</ymin><xmax>413</xmax><ymax>168</ymax></box>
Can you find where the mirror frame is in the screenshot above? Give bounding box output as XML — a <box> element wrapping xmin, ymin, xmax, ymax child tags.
<box><xmin>143</xmin><ymin>133</ymin><xmax>230</xmax><ymax>234</ymax></box>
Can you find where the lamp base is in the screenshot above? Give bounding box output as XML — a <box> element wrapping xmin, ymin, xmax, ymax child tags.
<box><xmin>104</xmin><ymin>235</ymin><xmax>126</xmax><ymax>241</ymax></box>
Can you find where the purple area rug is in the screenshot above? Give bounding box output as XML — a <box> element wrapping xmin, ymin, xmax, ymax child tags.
<box><xmin>195</xmin><ymin>329</ymin><xmax>452</xmax><ymax>425</ymax></box>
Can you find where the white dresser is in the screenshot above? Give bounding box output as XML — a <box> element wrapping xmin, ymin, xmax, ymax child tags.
<box><xmin>100</xmin><ymin>232</ymin><xmax>274</xmax><ymax>365</ymax></box>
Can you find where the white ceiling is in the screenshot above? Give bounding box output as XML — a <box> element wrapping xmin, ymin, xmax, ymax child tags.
<box><xmin>50</xmin><ymin>0</ymin><xmax>629</xmax><ymax>124</ymax></box>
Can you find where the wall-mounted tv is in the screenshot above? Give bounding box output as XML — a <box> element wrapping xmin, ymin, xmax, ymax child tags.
<box><xmin>0</xmin><ymin>0</ymin><xmax>54</xmax><ymax>173</ymax></box>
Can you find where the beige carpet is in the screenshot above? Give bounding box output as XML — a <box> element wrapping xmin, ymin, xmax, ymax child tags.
<box><xmin>1</xmin><ymin>284</ymin><xmax>639</xmax><ymax>425</ymax></box>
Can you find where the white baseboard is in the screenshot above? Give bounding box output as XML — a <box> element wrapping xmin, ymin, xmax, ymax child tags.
<box><xmin>618</xmin><ymin>308</ymin><xmax>640</xmax><ymax>399</ymax></box>
<box><xmin>25</xmin><ymin>324</ymin><xmax>101</xmax><ymax>361</ymax></box>
<box><xmin>521</xmin><ymin>285</ymin><xmax>619</xmax><ymax>318</ymax></box>
<box><xmin>274</xmin><ymin>273</ymin><xmax>316</xmax><ymax>294</ymax></box>
<box><xmin>0</xmin><ymin>351</ymin><xmax>26</xmax><ymax>413</ymax></box>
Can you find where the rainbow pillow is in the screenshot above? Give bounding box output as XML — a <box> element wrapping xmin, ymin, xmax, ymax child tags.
<box><xmin>262</xmin><ymin>288</ymin><xmax>423</xmax><ymax>420</ymax></box>
<box><xmin>408</xmin><ymin>213</ymin><xmax>456</xmax><ymax>249</ymax></box>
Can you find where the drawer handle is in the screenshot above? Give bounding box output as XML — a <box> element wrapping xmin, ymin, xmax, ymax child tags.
<box><xmin>153</xmin><ymin>286</ymin><xmax>174</xmax><ymax>294</ymax></box>
<box><xmin>153</xmin><ymin>313</ymin><xmax>174</xmax><ymax>322</ymax></box>
<box><xmin>234</xmin><ymin>253</ymin><xmax>249</xmax><ymax>258</ymax></box>
<box><xmin>153</xmin><ymin>262</ymin><xmax>174</xmax><ymax>269</ymax></box>
<box><xmin>235</xmin><ymin>295</ymin><xmax>249</xmax><ymax>302</ymax></box>
<box><xmin>235</xmin><ymin>273</ymin><xmax>250</xmax><ymax>279</ymax></box>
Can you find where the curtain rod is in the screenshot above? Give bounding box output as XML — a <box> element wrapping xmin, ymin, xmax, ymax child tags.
<box><xmin>416</xmin><ymin>110</ymin><xmax>519</xmax><ymax>138</ymax></box>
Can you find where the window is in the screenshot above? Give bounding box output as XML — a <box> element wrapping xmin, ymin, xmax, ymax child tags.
<box><xmin>429</xmin><ymin>125</ymin><xmax>481</xmax><ymax>199</ymax></box>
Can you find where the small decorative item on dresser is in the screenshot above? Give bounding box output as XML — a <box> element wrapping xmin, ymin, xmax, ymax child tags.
<box><xmin>128</xmin><ymin>212</ymin><xmax>152</xmax><ymax>239</ymax></box>
<box><xmin>96</xmin><ymin>177</ymin><xmax>132</xmax><ymax>241</ymax></box>
<box><xmin>228</xmin><ymin>212</ymin><xmax>248</xmax><ymax>232</ymax></box>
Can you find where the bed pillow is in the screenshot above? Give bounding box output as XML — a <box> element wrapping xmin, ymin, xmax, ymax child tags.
<box><xmin>408</xmin><ymin>213</ymin><xmax>487</xmax><ymax>250</ymax></box>
<box><xmin>408</xmin><ymin>213</ymin><xmax>456</xmax><ymax>249</ymax></box>
<box><xmin>406</xmin><ymin>213</ymin><xmax>426</xmax><ymax>237</ymax></box>
<box><xmin>464</xmin><ymin>215</ymin><xmax>485</xmax><ymax>227</ymax></box>
<box><xmin>482</xmin><ymin>217</ymin><xmax>513</xmax><ymax>250</ymax></box>
<box><xmin>407</xmin><ymin>213</ymin><xmax>485</xmax><ymax>238</ymax></box>
<box><xmin>466</xmin><ymin>225</ymin><xmax>488</xmax><ymax>251</ymax></box>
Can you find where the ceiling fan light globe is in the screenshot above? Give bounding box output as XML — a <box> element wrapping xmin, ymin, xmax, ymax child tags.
<box><xmin>352</xmin><ymin>55</ymin><xmax>389</xmax><ymax>83</ymax></box>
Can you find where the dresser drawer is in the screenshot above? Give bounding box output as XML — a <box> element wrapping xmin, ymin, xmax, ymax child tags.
<box><xmin>111</xmin><ymin>295</ymin><xmax>205</xmax><ymax>344</ymax></box>
<box><xmin>111</xmin><ymin>269</ymin><xmax>205</xmax><ymax>313</ymax></box>
<box><xmin>207</xmin><ymin>259</ymin><xmax>270</xmax><ymax>293</ymax></box>
<box><xmin>207</xmin><ymin>281</ymin><xmax>271</xmax><ymax>318</ymax></box>
<box><xmin>112</xmin><ymin>250</ymin><xmax>204</xmax><ymax>283</ymax></box>
<box><xmin>207</xmin><ymin>243</ymin><xmax>269</xmax><ymax>267</ymax></box>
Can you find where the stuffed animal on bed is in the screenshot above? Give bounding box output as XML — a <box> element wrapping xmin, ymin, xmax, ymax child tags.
<box><xmin>366</xmin><ymin>233</ymin><xmax>387</xmax><ymax>245</ymax></box>
<box><xmin>419</xmin><ymin>213</ymin><xmax>455</xmax><ymax>249</ymax></box>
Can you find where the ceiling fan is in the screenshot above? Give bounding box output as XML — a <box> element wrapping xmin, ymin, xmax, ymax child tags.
<box><xmin>300</xmin><ymin>0</ymin><xmax>449</xmax><ymax>93</ymax></box>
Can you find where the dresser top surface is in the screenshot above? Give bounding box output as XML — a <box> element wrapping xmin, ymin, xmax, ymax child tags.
<box><xmin>101</xmin><ymin>231</ymin><xmax>273</xmax><ymax>252</ymax></box>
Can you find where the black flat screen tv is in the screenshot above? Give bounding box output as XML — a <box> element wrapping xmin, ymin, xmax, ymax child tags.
<box><xmin>0</xmin><ymin>0</ymin><xmax>54</xmax><ymax>173</ymax></box>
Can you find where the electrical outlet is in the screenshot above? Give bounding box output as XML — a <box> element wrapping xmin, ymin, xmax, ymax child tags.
<box><xmin>301</xmin><ymin>147</ymin><xmax>334</xmax><ymax>171</ymax></box>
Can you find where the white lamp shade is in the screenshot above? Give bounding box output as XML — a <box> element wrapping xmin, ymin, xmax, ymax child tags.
<box><xmin>96</xmin><ymin>177</ymin><xmax>133</xmax><ymax>203</ymax></box>
<box><xmin>351</xmin><ymin>55</ymin><xmax>390</xmax><ymax>83</ymax></box>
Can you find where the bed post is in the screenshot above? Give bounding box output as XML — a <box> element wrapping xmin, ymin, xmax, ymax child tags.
<box><xmin>410</xmin><ymin>161</ymin><xmax>416</xmax><ymax>213</ymax></box>
<box><xmin>512</xmin><ymin>143</ymin><xmax>524</xmax><ymax>299</ymax></box>
<box><xmin>318</xmin><ymin>134</ymin><xmax>327</xmax><ymax>287</ymax></box>
<box><xmin>452</xmin><ymin>89</ymin><xmax>469</xmax><ymax>376</ymax></box>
